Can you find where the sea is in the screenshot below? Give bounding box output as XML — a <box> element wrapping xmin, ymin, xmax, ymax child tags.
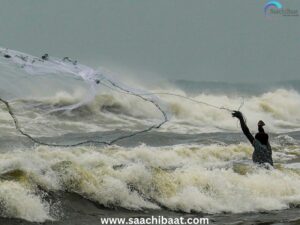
<box><xmin>0</xmin><ymin>48</ymin><xmax>300</xmax><ymax>225</ymax></box>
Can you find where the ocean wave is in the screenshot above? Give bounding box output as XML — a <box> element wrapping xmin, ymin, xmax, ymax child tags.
<box><xmin>159</xmin><ymin>88</ymin><xmax>300</xmax><ymax>133</ymax></box>
<box><xmin>1</xmin><ymin>47</ymin><xmax>300</xmax><ymax>139</ymax></box>
<box><xmin>2</xmin><ymin>88</ymin><xmax>300</xmax><ymax>139</ymax></box>
<box><xmin>0</xmin><ymin>143</ymin><xmax>299</xmax><ymax>221</ymax></box>
<box><xmin>0</xmin><ymin>180</ymin><xmax>53</xmax><ymax>222</ymax></box>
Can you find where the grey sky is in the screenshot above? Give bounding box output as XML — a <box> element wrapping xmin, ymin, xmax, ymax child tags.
<box><xmin>0</xmin><ymin>0</ymin><xmax>299</xmax><ymax>82</ymax></box>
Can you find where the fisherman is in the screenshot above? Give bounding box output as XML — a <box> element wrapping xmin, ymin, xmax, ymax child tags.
<box><xmin>41</xmin><ymin>53</ymin><xmax>49</xmax><ymax>60</ymax></box>
<box><xmin>232</xmin><ymin>111</ymin><xmax>273</xmax><ymax>166</ymax></box>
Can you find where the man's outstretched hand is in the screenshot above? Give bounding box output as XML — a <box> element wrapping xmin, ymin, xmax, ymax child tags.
<box><xmin>232</xmin><ymin>110</ymin><xmax>243</xmax><ymax>119</ymax></box>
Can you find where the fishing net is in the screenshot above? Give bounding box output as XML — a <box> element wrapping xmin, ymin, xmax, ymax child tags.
<box><xmin>0</xmin><ymin>47</ymin><xmax>169</xmax><ymax>146</ymax></box>
<box><xmin>0</xmin><ymin>47</ymin><xmax>239</xmax><ymax>147</ymax></box>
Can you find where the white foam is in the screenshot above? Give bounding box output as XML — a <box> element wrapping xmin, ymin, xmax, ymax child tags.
<box><xmin>0</xmin><ymin>143</ymin><xmax>299</xmax><ymax>222</ymax></box>
<box><xmin>0</xmin><ymin>181</ymin><xmax>52</xmax><ymax>222</ymax></box>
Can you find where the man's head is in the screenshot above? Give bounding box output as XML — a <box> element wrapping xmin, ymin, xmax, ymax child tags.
<box><xmin>257</xmin><ymin>120</ymin><xmax>265</xmax><ymax>132</ymax></box>
<box><xmin>255</xmin><ymin>120</ymin><xmax>269</xmax><ymax>144</ymax></box>
<box><xmin>258</xmin><ymin>120</ymin><xmax>265</xmax><ymax>127</ymax></box>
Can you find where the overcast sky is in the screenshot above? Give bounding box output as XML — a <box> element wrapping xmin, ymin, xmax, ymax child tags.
<box><xmin>0</xmin><ymin>0</ymin><xmax>299</xmax><ymax>82</ymax></box>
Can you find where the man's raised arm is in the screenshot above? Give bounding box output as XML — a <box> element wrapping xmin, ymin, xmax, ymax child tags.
<box><xmin>232</xmin><ymin>111</ymin><xmax>254</xmax><ymax>145</ymax></box>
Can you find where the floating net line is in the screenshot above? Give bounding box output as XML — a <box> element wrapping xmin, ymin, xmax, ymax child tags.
<box><xmin>0</xmin><ymin>47</ymin><xmax>240</xmax><ymax>147</ymax></box>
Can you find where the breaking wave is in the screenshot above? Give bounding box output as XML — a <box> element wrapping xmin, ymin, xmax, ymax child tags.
<box><xmin>1</xmin><ymin>88</ymin><xmax>300</xmax><ymax>138</ymax></box>
<box><xmin>1</xmin><ymin>47</ymin><xmax>300</xmax><ymax>142</ymax></box>
<box><xmin>0</xmin><ymin>142</ymin><xmax>299</xmax><ymax>222</ymax></box>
